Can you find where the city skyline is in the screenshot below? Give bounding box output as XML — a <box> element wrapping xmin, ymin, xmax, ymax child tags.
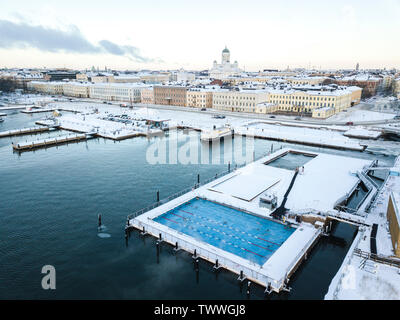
<box><xmin>0</xmin><ymin>0</ymin><xmax>400</xmax><ymax>71</ymax></box>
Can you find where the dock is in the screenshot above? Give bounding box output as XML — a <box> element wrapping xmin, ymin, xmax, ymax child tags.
<box><xmin>0</xmin><ymin>126</ymin><xmax>58</xmax><ymax>138</ymax></box>
<box><xmin>12</xmin><ymin>133</ymin><xmax>93</xmax><ymax>151</ymax></box>
<box><xmin>20</xmin><ymin>108</ymin><xmax>56</xmax><ymax>114</ymax></box>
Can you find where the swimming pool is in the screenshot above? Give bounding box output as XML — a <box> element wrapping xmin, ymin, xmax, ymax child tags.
<box><xmin>265</xmin><ymin>151</ymin><xmax>315</xmax><ymax>170</ymax></box>
<box><xmin>153</xmin><ymin>198</ymin><xmax>295</xmax><ymax>265</ymax></box>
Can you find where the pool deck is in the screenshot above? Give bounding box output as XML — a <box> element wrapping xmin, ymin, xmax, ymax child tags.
<box><xmin>127</xmin><ymin>148</ymin><xmax>376</xmax><ymax>292</ymax></box>
<box><xmin>129</xmin><ymin>191</ymin><xmax>321</xmax><ymax>292</ymax></box>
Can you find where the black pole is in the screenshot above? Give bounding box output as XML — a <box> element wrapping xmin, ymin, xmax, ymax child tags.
<box><xmin>228</xmin><ymin>162</ymin><xmax>231</xmax><ymax>172</ymax></box>
<box><xmin>197</xmin><ymin>174</ymin><xmax>200</xmax><ymax>184</ymax></box>
<box><xmin>98</xmin><ymin>214</ymin><xmax>102</xmax><ymax>227</ymax></box>
<box><xmin>157</xmin><ymin>190</ymin><xmax>160</xmax><ymax>202</ymax></box>
<box><xmin>159</xmin><ymin>233</ymin><xmax>162</xmax><ymax>241</ymax></box>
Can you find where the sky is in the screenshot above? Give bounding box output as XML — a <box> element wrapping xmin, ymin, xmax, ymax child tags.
<box><xmin>0</xmin><ymin>0</ymin><xmax>399</xmax><ymax>71</ymax></box>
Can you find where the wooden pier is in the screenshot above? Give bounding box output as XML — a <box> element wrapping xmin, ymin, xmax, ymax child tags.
<box><xmin>12</xmin><ymin>133</ymin><xmax>92</xmax><ymax>151</ymax></box>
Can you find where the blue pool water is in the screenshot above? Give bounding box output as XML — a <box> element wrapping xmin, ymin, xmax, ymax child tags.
<box><xmin>153</xmin><ymin>198</ymin><xmax>295</xmax><ymax>265</ymax></box>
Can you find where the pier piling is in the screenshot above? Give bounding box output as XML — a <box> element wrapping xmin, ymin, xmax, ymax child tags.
<box><xmin>98</xmin><ymin>214</ymin><xmax>102</xmax><ymax>227</ymax></box>
<box><xmin>157</xmin><ymin>190</ymin><xmax>160</xmax><ymax>203</ymax></box>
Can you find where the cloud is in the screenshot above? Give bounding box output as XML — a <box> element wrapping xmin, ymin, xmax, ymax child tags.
<box><xmin>0</xmin><ymin>19</ymin><xmax>153</xmax><ymax>63</ymax></box>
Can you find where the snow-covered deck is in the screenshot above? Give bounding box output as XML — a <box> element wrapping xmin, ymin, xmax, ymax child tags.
<box><xmin>325</xmin><ymin>156</ymin><xmax>400</xmax><ymax>300</ymax></box>
<box><xmin>286</xmin><ymin>153</ymin><xmax>373</xmax><ymax>213</ymax></box>
<box><xmin>126</xmin><ymin>148</ymin><xmax>375</xmax><ymax>291</ymax></box>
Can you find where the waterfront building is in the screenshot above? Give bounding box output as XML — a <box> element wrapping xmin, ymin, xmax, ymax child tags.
<box><xmin>89</xmin><ymin>83</ymin><xmax>148</xmax><ymax>103</ymax></box>
<box><xmin>186</xmin><ymin>88</ymin><xmax>217</xmax><ymax>109</ymax></box>
<box><xmin>141</xmin><ymin>87</ymin><xmax>154</xmax><ymax>104</ymax></box>
<box><xmin>27</xmin><ymin>81</ymin><xmax>64</xmax><ymax>95</ymax></box>
<box><xmin>154</xmin><ymin>85</ymin><xmax>188</xmax><ymax>106</ymax></box>
<box><xmin>266</xmin><ymin>85</ymin><xmax>361</xmax><ymax>118</ymax></box>
<box><xmin>212</xmin><ymin>89</ymin><xmax>268</xmax><ymax>113</ymax></box>
<box><xmin>63</xmin><ymin>82</ymin><xmax>92</xmax><ymax>98</ymax></box>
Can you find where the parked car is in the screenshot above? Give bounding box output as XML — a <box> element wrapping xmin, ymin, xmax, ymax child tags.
<box><xmin>393</xmin><ymin>115</ymin><xmax>400</xmax><ymax>119</ymax></box>
<box><xmin>346</xmin><ymin>121</ymin><xmax>354</xmax><ymax>125</ymax></box>
<box><xmin>201</xmin><ymin>108</ymin><xmax>207</xmax><ymax>111</ymax></box>
<box><xmin>269</xmin><ymin>115</ymin><xmax>276</xmax><ymax>118</ymax></box>
<box><xmin>294</xmin><ymin>117</ymin><xmax>301</xmax><ymax>120</ymax></box>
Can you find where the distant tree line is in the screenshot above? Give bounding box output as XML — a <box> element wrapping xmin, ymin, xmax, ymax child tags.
<box><xmin>0</xmin><ymin>79</ymin><xmax>17</xmax><ymax>92</ymax></box>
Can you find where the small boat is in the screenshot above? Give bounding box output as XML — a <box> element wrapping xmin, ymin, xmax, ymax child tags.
<box><xmin>0</xmin><ymin>117</ymin><xmax>4</xmax><ymax>123</ymax></box>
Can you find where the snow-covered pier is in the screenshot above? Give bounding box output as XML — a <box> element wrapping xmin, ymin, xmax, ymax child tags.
<box><xmin>235</xmin><ymin>126</ymin><xmax>366</xmax><ymax>152</ymax></box>
<box><xmin>20</xmin><ymin>108</ymin><xmax>56</xmax><ymax>114</ymax></box>
<box><xmin>0</xmin><ymin>126</ymin><xmax>58</xmax><ymax>138</ymax></box>
<box><xmin>12</xmin><ymin>133</ymin><xmax>92</xmax><ymax>151</ymax></box>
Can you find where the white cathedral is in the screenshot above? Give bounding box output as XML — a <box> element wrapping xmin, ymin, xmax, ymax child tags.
<box><xmin>209</xmin><ymin>47</ymin><xmax>242</xmax><ymax>79</ymax></box>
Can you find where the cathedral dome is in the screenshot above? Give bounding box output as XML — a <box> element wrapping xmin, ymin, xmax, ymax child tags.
<box><xmin>222</xmin><ymin>47</ymin><xmax>230</xmax><ymax>53</ymax></box>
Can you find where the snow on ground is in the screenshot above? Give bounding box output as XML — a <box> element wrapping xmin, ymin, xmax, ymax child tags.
<box><xmin>285</xmin><ymin>153</ymin><xmax>372</xmax><ymax>213</ymax></box>
<box><xmin>326</xmin><ymin>254</ymin><xmax>400</xmax><ymax>300</ymax></box>
<box><xmin>343</xmin><ymin>128</ymin><xmax>382</xmax><ymax>139</ymax></box>
<box><xmin>326</xmin><ymin>156</ymin><xmax>400</xmax><ymax>300</ymax></box>
<box><xmin>329</xmin><ymin>109</ymin><xmax>395</xmax><ymax>122</ymax></box>
<box><xmin>237</xmin><ymin>122</ymin><xmax>364</xmax><ymax>150</ymax></box>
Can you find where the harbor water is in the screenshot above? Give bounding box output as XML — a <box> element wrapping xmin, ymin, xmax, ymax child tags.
<box><xmin>0</xmin><ymin>110</ymin><xmax>395</xmax><ymax>299</ymax></box>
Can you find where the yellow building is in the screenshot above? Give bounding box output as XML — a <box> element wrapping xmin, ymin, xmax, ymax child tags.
<box><xmin>63</xmin><ymin>82</ymin><xmax>91</xmax><ymax>98</ymax></box>
<box><xmin>213</xmin><ymin>90</ymin><xmax>269</xmax><ymax>113</ymax></box>
<box><xmin>387</xmin><ymin>192</ymin><xmax>400</xmax><ymax>257</ymax></box>
<box><xmin>267</xmin><ymin>86</ymin><xmax>356</xmax><ymax>117</ymax></box>
<box><xmin>394</xmin><ymin>78</ymin><xmax>400</xmax><ymax>96</ymax></box>
<box><xmin>91</xmin><ymin>75</ymin><xmax>115</xmax><ymax>83</ymax></box>
<box><xmin>255</xmin><ymin>102</ymin><xmax>279</xmax><ymax>114</ymax></box>
<box><xmin>312</xmin><ymin>107</ymin><xmax>336</xmax><ymax>119</ymax></box>
<box><xmin>141</xmin><ymin>87</ymin><xmax>154</xmax><ymax>104</ymax></box>
<box><xmin>27</xmin><ymin>81</ymin><xmax>64</xmax><ymax>95</ymax></box>
<box><xmin>287</xmin><ymin>77</ymin><xmax>326</xmax><ymax>86</ymax></box>
<box><xmin>76</xmin><ymin>73</ymin><xmax>89</xmax><ymax>82</ymax></box>
<box><xmin>187</xmin><ymin>89</ymin><xmax>214</xmax><ymax>109</ymax></box>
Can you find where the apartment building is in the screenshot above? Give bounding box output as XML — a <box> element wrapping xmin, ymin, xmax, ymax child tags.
<box><xmin>154</xmin><ymin>85</ymin><xmax>188</xmax><ymax>106</ymax></box>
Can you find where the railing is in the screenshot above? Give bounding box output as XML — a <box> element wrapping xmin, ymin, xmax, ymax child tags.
<box><xmin>131</xmin><ymin>218</ymin><xmax>279</xmax><ymax>290</ymax></box>
<box><xmin>353</xmin><ymin>248</ymin><xmax>400</xmax><ymax>268</ymax></box>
